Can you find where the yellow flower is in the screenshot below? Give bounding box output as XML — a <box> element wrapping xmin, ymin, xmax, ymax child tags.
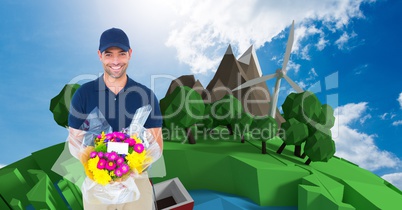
<box><xmin>95</xmin><ymin>131</ymin><xmax>106</xmax><ymax>144</ymax></box>
<box><xmin>83</xmin><ymin>162</ymin><xmax>94</xmax><ymax>180</ymax></box>
<box><xmin>93</xmin><ymin>169</ymin><xmax>111</xmax><ymax>185</ymax></box>
<box><xmin>125</xmin><ymin>152</ymin><xmax>152</xmax><ymax>174</ymax></box>
<box><xmin>87</xmin><ymin>156</ymin><xmax>100</xmax><ymax>172</ymax></box>
<box><xmin>109</xmin><ymin>170</ymin><xmax>115</xmax><ymax>178</ymax></box>
<box><xmin>131</xmin><ymin>135</ymin><xmax>142</xmax><ymax>144</ymax></box>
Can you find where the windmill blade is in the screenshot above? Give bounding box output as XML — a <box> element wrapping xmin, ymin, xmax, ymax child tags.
<box><xmin>232</xmin><ymin>73</ymin><xmax>277</xmax><ymax>91</ymax></box>
<box><xmin>282</xmin><ymin>20</ymin><xmax>295</xmax><ymax>74</ymax></box>
<box><xmin>283</xmin><ymin>74</ymin><xmax>303</xmax><ymax>93</ymax></box>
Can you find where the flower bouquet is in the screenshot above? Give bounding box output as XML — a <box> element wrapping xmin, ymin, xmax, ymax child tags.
<box><xmin>78</xmin><ymin>105</ymin><xmax>161</xmax><ymax>204</ymax></box>
<box><xmin>83</xmin><ymin>131</ymin><xmax>153</xmax><ymax>185</ymax></box>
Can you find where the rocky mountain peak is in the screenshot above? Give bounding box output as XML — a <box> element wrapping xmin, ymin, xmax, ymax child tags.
<box><xmin>164</xmin><ymin>45</ymin><xmax>285</xmax><ymax>124</ymax></box>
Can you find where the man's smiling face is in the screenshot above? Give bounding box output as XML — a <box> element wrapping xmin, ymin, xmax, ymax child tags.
<box><xmin>99</xmin><ymin>46</ymin><xmax>132</xmax><ymax>79</ymax></box>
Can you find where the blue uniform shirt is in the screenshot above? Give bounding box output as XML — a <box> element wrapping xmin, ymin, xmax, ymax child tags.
<box><xmin>68</xmin><ymin>75</ymin><xmax>162</xmax><ymax>131</ymax></box>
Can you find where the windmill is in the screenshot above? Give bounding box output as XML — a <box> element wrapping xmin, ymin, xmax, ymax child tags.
<box><xmin>232</xmin><ymin>20</ymin><xmax>303</xmax><ymax>118</ymax></box>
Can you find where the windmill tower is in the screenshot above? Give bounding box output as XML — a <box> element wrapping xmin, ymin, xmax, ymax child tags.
<box><xmin>233</xmin><ymin>20</ymin><xmax>303</xmax><ymax>118</ymax></box>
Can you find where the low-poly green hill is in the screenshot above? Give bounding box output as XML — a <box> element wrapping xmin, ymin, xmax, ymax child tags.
<box><xmin>154</xmin><ymin>129</ymin><xmax>402</xmax><ymax>209</ymax></box>
<box><xmin>1</xmin><ymin>129</ymin><xmax>401</xmax><ymax>209</ymax></box>
<box><xmin>0</xmin><ymin>142</ymin><xmax>82</xmax><ymax>210</ymax></box>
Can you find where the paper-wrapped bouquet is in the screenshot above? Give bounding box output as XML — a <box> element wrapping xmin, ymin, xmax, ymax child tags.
<box><xmin>72</xmin><ymin>105</ymin><xmax>161</xmax><ymax>204</ymax></box>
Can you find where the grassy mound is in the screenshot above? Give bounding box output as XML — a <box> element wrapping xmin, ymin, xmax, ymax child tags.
<box><xmin>153</xmin><ymin>129</ymin><xmax>402</xmax><ymax>209</ymax></box>
<box><xmin>1</xmin><ymin>128</ymin><xmax>401</xmax><ymax>209</ymax></box>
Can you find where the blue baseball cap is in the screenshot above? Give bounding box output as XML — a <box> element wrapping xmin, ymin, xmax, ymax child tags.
<box><xmin>99</xmin><ymin>28</ymin><xmax>130</xmax><ymax>53</ymax></box>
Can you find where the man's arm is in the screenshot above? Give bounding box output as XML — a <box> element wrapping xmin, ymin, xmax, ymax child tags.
<box><xmin>147</xmin><ymin>127</ymin><xmax>163</xmax><ymax>153</ymax></box>
<box><xmin>68</xmin><ymin>127</ymin><xmax>86</xmax><ymax>159</ymax></box>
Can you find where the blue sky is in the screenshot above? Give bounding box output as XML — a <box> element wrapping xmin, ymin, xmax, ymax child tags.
<box><xmin>1</xmin><ymin>0</ymin><xmax>401</xmax><ymax>189</ymax></box>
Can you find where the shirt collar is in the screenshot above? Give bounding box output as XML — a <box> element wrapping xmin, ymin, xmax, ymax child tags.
<box><xmin>95</xmin><ymin>75</ymin><xmax>107</xmax><ymax>91</ymax></box>
<box><xmin>94</xmin><ymin>74</ymin><xmax>136</xmax><ymax>92</ymax></box>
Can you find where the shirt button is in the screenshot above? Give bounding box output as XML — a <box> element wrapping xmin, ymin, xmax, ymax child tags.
<box><xmin>114</xmin><ymin>98</ymin><xmax>116</xmax><ymax>101</ymax></box>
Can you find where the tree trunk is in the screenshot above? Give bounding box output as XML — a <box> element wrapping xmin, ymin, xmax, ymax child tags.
<box><xmin>305</xmin><ymin>158</ymin><xmax>312</xmax><ymax>165</ymax></box>
<box><xmin>186</xmin><ymin>127</ymin><xmax>196</xmax><ymax>144</ymax></box>
<box><xmin>277</xmin><ymin>142</ymin><xmax>286</xmax><ymax>154</ymax></box>
<box><xmin>262</xmin><ymin>141</ymin><xmax>267</xmax><ymax>154</ymax></box>
<box><xmin>301</xmin><ymin>152</ymin><xmax>307</xmax><ymax>159</ymax></box>
<box><xmin>241</xmin><ymin>135</ymin><xmax>245</xmax><ymax>143</ymax></box>
<box><xmin>294</xmin><ymin>145</ymin><xmax>301</xmax><ymax>157</ymax></box>
<box><xmin>227</xmin><ymin>124</ymin><xmax>233</xmax><ymax>135</ymax></box>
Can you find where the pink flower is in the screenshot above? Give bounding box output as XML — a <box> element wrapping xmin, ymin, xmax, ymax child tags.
<box><xmin>106</xmin><ymin>161</ymin><xmax>116</xmax><ymax>171</ymax></box>
<box><xmin>98</xmin><ymin>152</ymin><xmax>104</xmax><ymax>159</ymax></box>
<box><xmin>90</xmin><ymin>151</ymin><xmax>97</xmax><ymax>158</ymax></box>
<box><xmin>97</xmin><ymin>159</ymin><xmax>107</xmax><ymax>169</ymax></box>
<box><xmin>134</xmin><ymin>143</ymin><xmax>144</xmax><ymax>153</ymax></box>
<box><xmin>116</xmin><ymin>132</ymin><xmax>126</xmax><ymax>140</ymax></box>
<box><xmin>114</xmin><ymin>168</ymin><xmax>123</xmax><ymax>177</ymax></box>
<box><xmin>120</xmin><ymin>164</ymin><xmax>129</xmax><ymax>174</ymax></box>
<box><xmin>106</xmin><ymin>133</ymin><xmax>114</xmax><ymax>140</ymax></box>
<box><xmin>108</xmin><ymin>151</ymin><xmax>118</xmax><ymax>161</ymax></box>
<box><xmin>116</xmin><ymin>157</ymin><xmax>125</xmax><ymax>165</ymax></box>
<box><xmin>124</xmin><ymin>138</ymin><xmax>136</xmax><ymax>147</ymax></box>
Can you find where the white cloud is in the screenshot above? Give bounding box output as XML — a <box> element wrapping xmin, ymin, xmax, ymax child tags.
<box><xmin>392</xmin><ymin>120</ymin><xmax>402</xmax><ymax>126</ymax></box>
<box><xmin>380</xmin><ymin>113</ymin><xmax>388</xmax><ymax>120</ymax></box>
<box><xmin>316</xmin><ymin>37</ymin><xmax>329</xmax><ymax>51</ymax></box>
<box><xmin>332</xmin><ymin>102</ymin><xmax>401</xmax><ymax>171</ymax></box>
<box><xmin>293</xmin><ymin>24</ymin><xmax>323</xmax><ymax>54</ymax></box>
<box><xmin>286</xmin><ymin>67</ymin><xmax>320</xmax><ymax>94</ymax></box>
<box><xmin>297</xmin><ymin>81</ymin><xmax>308</xmax><ymax>90</ymax></box>
<box><xmin>309</xmin><ymin>68</ymin><xmax>318</xmax><ymax>77</ymax></box>
<box><xmin>359</xmin><ymin>114</ymin><xmax>372</xmax><ymax>124</ymax></box>
<box><xmin>353</xmin><ymin>64</ymin><xmax>368</xmax><ymax>75</ymax></box>
<box><xmin>380</xmin><ymin>112</ymin><xmax>397</xmax><ymax>121</ymax></box>
<box><xmin>335</xmin><ymin>32</ymin><xmax>350</xmax><ymax>49</ymax></box>
<box><xmin>287</xmin><ymin>60</ymin><xmax>301</xmax><ymax>74</ymax></box>
<box><xmin>165</xmin><ymin>0</ymin><xmax>375</xmax><ymax>74</ymax></box>
<box><xmin>382</xmin><ymin>173</ymin><xmax>402</xmax><ymax>190</ymax></box>
<box><xmin>306</xmin><ymin>68</ymin><xmax>319</xmax><ymax>82</ymax></box>
<box><xmin>300</xmin><ymin>45</ymin><xmax>311</xmax><ymax>60</ymax></box>
<box><xmin>334</xmin><ymin>102</ymin><xmax>368</xmax><ymax>125</ymax></box>
<box><xmin>0</xmin><ymin>164</ymin><xmax>5</xmax><ymax>169</ymax></box>
<box><xmin>335</xmin><ymin>31</ymin><xmax>358</xmax><ymax>50</ymax></box>
<box><xmin>398</xmin><ymin>92</ymin><xmax>402</xmax><ymax>109</ymax></box>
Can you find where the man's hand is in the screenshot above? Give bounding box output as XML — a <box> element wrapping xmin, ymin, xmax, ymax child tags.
<box><xmin>147</xmin><ymin>127</ymin><xmax>163</xmax><ymax>153</ymax></box>
<box><xmin>68</xmin><ymin>127</ymin><xmax>85</xmax><ymax>159</ymax></box>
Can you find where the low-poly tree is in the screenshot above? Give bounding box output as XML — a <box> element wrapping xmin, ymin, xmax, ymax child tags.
<box><xmin>319</xmin><ymin>104</ymin><xmax>335</xmax><ymax>129</ymax></box>
<box><xmin>49</xmin><ymin>83</ymin><xmax>81</xmax><ymax>127</ymax></box>
<box><xmin>302</xmin><ymin>129</ymin><xmax>336</xmax><ymax>165</ymax></box>
<box><xmin>210</xmin><ymin>94</ymin><xmax>243</xmax><ymax>135</ymax></box>
<box><xmin>201</xmin><ymin>103</ymin><xmax>214</xmax><ymax>128</ymax></box>
<box><xmin>279</xmin><ymin>91</ymin><xmax>336</xmax><ymax>161</ymax></box>
<box><xmin>276</xmin><ymin>118</ymin><xmax>309</xmax><ymax>156</ymax></box>
<box><xmin>234</xmin><ymin>112</ymin><xmax>253</xmax><ymax>143</ymax></box>
<box><xmin>249</xmin><ymin>116</ymin><xmax>278</xmax><ymax>154</ymax></box>
<box><xmin>199</xmin><ymin>102</ymin><xmax>223</xmax><ymax>136</ymax></box>
<box><xmin>280</xmin><ymin>91</ymin><xmax>321</xmax><ymax>156</ymax></box>
<box><xmin>160</xmin><ymin>86</ymin><xmax>205</xmax><ymax>144</ymax></box>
